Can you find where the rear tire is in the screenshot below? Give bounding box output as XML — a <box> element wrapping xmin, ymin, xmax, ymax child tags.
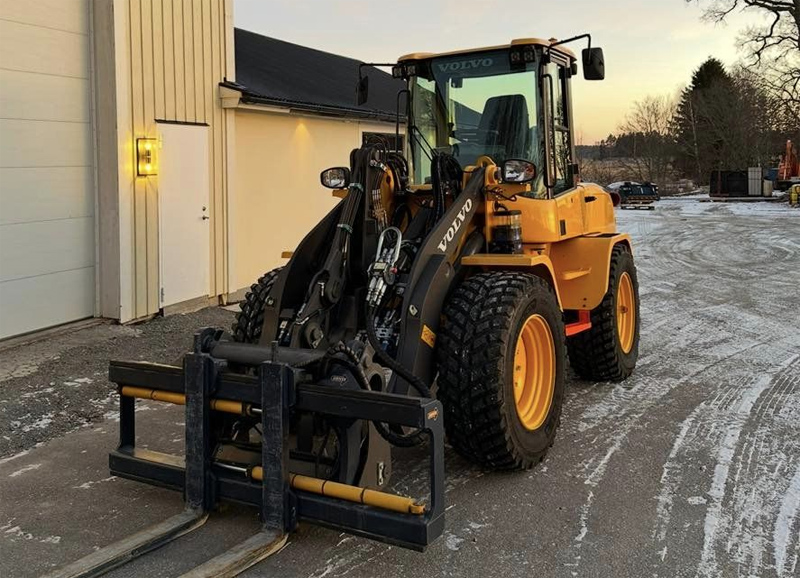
<box><xmin>231</xmin><ymin>268</ymin><xmax>282</xmax><ymax>343</ymax></box>
<box><xmin>437</xmin><ymin>271</ymin><xmax>566</xmax><ymax>470</ymax></box>
<box><xmin>567</xmin><ymin>245</ymin><xmax>639</xmax><ymax>381</ymax></box>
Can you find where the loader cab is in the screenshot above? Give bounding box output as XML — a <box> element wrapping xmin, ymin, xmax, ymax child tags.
<box><xmin>394</xmin><ymin>39</ymin><xmax>599</xmax><ymax>198</ymax></box>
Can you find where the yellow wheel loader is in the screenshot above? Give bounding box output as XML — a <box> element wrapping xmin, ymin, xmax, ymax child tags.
<box><xmin>49</xmin><ymin>34</ymin><xmax>639</xmax><ymax>578</ymax></box>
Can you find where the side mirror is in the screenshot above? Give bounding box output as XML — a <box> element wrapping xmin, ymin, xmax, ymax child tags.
<box><xmin>321</xmin><ymin>167</ymin><xmax>351</xmax><ymax>189</ymax></box>
<box><xmin>502</xmin><ymin>159</ymin><xmax>536</xmax><ymax>183</ymax></box>
<box><xmin>582</xmin><ymin>47</ymin><xmax>605</xmax><ymax>80</ymax></box>
<box><xmin>356</xmin><ymin>75</ymin><xmax>369</xmax><ymax>106</ymax></box>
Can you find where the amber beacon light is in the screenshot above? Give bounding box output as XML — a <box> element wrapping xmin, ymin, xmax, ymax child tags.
<box><xmin>136</xmin><ymin>138</ymin><xmax>158</xmax><ymax>176</ymax></box>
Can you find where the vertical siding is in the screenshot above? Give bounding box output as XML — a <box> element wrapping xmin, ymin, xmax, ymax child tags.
<box><xmin>161</xmin><ymin>0</ymin><xmax>176</xmax><ymax>119</ymax></box>
<box><xmin>211</xmin><ymin>0</ymin><xmax>225</xmax><ymax>297</ymax></box>
<box><xmin>171</xmin><ymin>0</ymin><xmax>185</xmax><ymax>119</ymax></box>
<box><xmin>151</xmin><ymin>1</ymin><xmax>165</xmax><ymax>119</ymax></box>
<box><xmin>121</xmin><ymin>0</ymin><xmax>232</xmax><ymax>319</ymax></box>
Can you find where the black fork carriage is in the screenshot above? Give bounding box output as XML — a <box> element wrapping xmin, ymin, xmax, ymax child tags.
<box><xmin>44</xmin><ymin>328</ymin><xmax>445</xmax><ymax>578</ymax></box>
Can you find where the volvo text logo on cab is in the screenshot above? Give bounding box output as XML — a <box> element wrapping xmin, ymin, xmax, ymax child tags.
<box><xmin>437</xmin><ymin>58</ymin><xmax>494</xmax><ymax>73</ymax></box>
<box><xmin>438</xmin><ymin>199</ymin><xmax>473</xmax><ymax>252</ymax></box>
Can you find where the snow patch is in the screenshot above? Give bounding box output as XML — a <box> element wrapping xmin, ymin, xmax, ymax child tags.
<box><xmin>73</xmin><ymin>476</ymin><xmax>116</xmax><ymax>490</ymax></box>
<box><xmin>21</xmin><ymin>414</ymin><xmax>53</xmax><ymax>432</ymax></box>
<box><xmin>0</xmin><ymin>450</ymin><xmax>30</xmax><ymax>465</ymax></box>
<box><xmin>445</xmin><ymin>532</ymin><xmax>464</xmax><ymax>551</ymax></box>
<box><xmin>8</xmin><ymin>463</ymin><xmax>41</xmax><ymax>478</ymax></box>
<box><xmin>64</xmin><ymin>377</ymin><xmax>94</xmax><ymax>387</ymax></box>
<box><xmin>1</xmin><ymin>520</ymin><xmax>61</xmax><ymax>545</ymax></box>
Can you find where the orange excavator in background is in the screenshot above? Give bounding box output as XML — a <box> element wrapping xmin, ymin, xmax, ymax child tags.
<box><xmin>778</xmin><ymin>140</ymin><xmax>799</xmax><ymax>190</ymax></box>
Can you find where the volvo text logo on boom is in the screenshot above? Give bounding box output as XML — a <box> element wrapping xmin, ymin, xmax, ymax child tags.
<box><xmin>438</xmin><ymin>199</ymin><xmax>473</xmax><ymax>252</ymax></box>
<box><xmin>437</xmin><ymin>58</ymin><xmax>493</xmax><ymax>73</ymax></box>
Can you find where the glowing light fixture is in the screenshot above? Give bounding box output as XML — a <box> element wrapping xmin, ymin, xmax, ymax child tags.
<box><xmin>136</xmin><ymin>138</ymin><xmax>158</xmax><ymax>176</ymax></box>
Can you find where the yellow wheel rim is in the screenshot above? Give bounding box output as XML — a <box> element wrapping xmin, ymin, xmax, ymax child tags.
<box><xmin>617</xmin><ymin>272</ymin><xmax>636</xmax><ymax>354</ymax></box>
<box><xmin>512</xmin><ymin>314</ymin><xmax>556</xmax><ymax>431</ymax></box>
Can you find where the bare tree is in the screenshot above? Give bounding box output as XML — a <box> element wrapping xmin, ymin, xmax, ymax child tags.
<box><xmin>618</xmin><ymin>95</ymin><xmax>677</xmax><ymax>184</ymax></box>
<box><xmin>687</xmin><ymin>0</ymin><xmax>800</xmax><ymax>117</ymax></box>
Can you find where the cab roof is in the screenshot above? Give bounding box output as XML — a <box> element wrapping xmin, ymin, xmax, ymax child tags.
<box><xmin>398</xmin><ymin>38</ymin><xmax>576</xmax><ymax>63</ymax></box>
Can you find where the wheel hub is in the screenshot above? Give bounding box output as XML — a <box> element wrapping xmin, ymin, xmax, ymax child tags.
<box><xmin>512</xmin><ymin>314</ymin><xmax>556</xmax><ymax>431</ymax></box>
<box><xmin>616</xmin><ymin>272</ymin><xmax>636</xmax><ymax>354</ymax></box>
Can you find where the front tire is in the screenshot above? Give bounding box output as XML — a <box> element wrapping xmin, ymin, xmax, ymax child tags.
<box><xmin>567</xmin><ymin>245</ymin><xmax>639</xmax><ymax>381</ymax></box>
<box><xmin>437</xmin><ymin>272</ymin><xmax>566</xmax><ymax>470</ymax></box>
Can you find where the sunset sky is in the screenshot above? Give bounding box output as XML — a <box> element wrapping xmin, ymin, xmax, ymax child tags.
<box><xmin>234</xmin><ymin>0</ymin><xmax>766</xmax><ymax>144</ymax></box>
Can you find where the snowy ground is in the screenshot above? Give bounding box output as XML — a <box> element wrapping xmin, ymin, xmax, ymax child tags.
<box><xmin>1</xmin><ymin>198</ymin><xmax>798</xmax><ymax>577</ymax></box>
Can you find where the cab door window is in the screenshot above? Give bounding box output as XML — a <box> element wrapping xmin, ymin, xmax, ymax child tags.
<box><xmin>546</xmin><ymin>62</ymin><xmax>574</xmax><ymax>195</ymax></box>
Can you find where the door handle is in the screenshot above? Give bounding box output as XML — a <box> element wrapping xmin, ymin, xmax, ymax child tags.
<box><xmin>202</xmin><ymin>215</ymin><xmax>209</xmax><ymax>220</ymax></box>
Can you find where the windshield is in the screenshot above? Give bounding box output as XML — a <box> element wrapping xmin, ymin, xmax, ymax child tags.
<box><xmin>408</xmin><ymin>50</ymin><xmax>544</xmax><ymax>194</ymax></box>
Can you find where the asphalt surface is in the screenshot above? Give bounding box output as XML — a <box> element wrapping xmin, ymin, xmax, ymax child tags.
<box><xmin>1</xmin><ymin>198</ymin><xmax>799</xmax><ymax>578</ymax></box>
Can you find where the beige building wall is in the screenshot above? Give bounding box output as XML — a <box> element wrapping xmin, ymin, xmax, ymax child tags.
<box><xmin>230</xmin><ymin>110</ymin><xmax>398</xmax><ymax>293</ymax></box>
<box><xmin>95</xmin><ymin>0</ymin><xmax>234</xmax><ymax>322</ymax></box>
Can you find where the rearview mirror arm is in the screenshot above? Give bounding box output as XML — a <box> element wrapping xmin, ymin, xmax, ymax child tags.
<box><xmin>547</xmin><ymin>33</ymin><xmax>592</xmax><ymax>54</ymax></box>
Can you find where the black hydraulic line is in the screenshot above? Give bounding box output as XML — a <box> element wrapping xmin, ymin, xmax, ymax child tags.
<box><xmin>363</xmin><ymin>303</ymin><xmax>429</xmax><ymax>448</ymax></box>
<box><xmin>326</xmin><ymin>342</ymin><xmax>362</xmax><ymax>367</ymax></box>
<box><xmin>428</xmin><ymin>152</ymin><xmax>463</xmax><ymax>230</ymax></box>
<box><xmin>331</xmin><ymin>351</ymin><xmax>425</xmax><ymax>448</ymax></box>
<box><xmin>364</xmin><ymin>304</ymin><xmax>430</xmax><ymax>398</ymax></box>
<box><xmin>392</xmin><ymin>203</ymin><xmax>413</xmax><ymax>228</ymax></box>
<box><xmin>324</xmin><ymin>341</ymin><xmax>425</xmax><ymax>448</ymax></box>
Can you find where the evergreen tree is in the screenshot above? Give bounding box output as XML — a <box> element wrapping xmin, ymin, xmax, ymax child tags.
<box><xmin>672</xmin><ymin>58</ymin><xmax>735</xmax><ymax>183</ymax></box>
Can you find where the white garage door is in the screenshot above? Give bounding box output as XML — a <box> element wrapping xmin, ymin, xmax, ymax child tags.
<box><xmin>0</xmin><ymin>0</ymin><xmax>95</xmax><ymax>339</ymax></box>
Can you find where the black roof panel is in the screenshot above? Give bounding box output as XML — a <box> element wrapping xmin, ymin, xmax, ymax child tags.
<box><xmin>234</xmin><ymin>28</ymin><xmax>403</xmax><ymax>120</ymax></box>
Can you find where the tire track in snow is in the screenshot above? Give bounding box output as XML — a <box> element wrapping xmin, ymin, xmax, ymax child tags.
<box><xmin>566</xmin><ymin>203</ymin><xmax>800</xmax><ymax>577</ymax></box>
<box><xmin>563</xmin><ymin>339</ymin><xmax>776</xmax><ymax>575</ymax></box>
<box><xmin>648</xmin><ymin>353</ymin><xmax>796</xmax><ymax>577</ymax></box>
<box><xmin>774</xmin><ymin>464</ymin><xmax>800</xmax><ymax>577</ymax></box>
<box><xmin>697</xmin><ymin>353</ymin><xmax>800</xmax><ymax>578</ymax></box>
<box><xmin>653</xmin><ymin>403</ymin><xmax>705</xmax><ymax>545</ymax></box>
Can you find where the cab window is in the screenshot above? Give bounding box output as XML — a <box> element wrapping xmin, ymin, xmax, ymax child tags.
<box><xmin>546</xmin><ymin>62</ymin><xmax>574</xmax><ymax>195</ymax></box>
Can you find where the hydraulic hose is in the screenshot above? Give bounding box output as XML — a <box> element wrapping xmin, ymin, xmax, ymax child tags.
<box><xmin>324</xmin><ymin>345</ymin><xmax>426</xmax><ymax>448</ymax></box>
<box><xmin>364</xmin><ymin>303</ymin><xmax>430</xmax><ymax>398</ymax></box>
<box><xmin>363</xmin><ymin>303</ymin><xmax>430</xmax><ymax>448</ymax></box>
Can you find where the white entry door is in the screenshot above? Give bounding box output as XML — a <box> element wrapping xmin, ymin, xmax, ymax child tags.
<box><xmin>157</xmin><ymin>122</ymin><xmax>210</xmax><ymax>308</ymax></box>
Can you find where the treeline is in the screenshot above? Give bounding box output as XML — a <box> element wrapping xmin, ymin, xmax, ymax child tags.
<box><xmin>580</xmin><ymin>58</ymin><xmax>799</xmax><ymax>186</ymax></box>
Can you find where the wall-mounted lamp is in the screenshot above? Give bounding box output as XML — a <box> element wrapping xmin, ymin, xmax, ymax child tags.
<box><xmin>136</xmin><ymin>138</ymin><xmax>158</xmax><ymax>176</ymax></box>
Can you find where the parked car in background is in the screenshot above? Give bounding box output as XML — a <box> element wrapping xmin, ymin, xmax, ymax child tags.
<box><xmin>606</xmin><ymin>181</ymin><xmax>660</xmax><ymax>209</ymax></box>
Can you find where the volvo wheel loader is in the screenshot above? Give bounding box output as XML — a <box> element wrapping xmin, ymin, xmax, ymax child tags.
<box><xmin>49</xmin><ymin>34</ymin><xmax>639</xmax><ymax>578</ymax></box>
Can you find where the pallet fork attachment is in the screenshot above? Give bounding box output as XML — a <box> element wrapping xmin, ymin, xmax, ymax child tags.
<box><xmin>46</xmin><ymin>329</ymin><xmax>445</xmax><ymax>577</ymax></box>
<box><xmin>41</xmin><ymin>509</ymin><xmax>209</xmax><ymax>578</ymax></box>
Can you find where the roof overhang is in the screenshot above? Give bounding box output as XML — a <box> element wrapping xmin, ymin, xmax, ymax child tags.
<box><xmin>219</xmin><ymin>82</ymin><xmax>400</xmax><ymax>123</ymax></box>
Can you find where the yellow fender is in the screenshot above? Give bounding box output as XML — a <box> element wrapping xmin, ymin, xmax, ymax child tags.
<box><xmin>460</xmin><ymin>253</ymin><xmax>564</xmax><ymax>309</ymax></box>
<box><xmin>548</xmin><ymin>233</ymin><xmax>632</xmax><ymax>310</ymax></box>
<box><xmin>461</xmin><ymin>233</ymin><xmax>631</xmax><ymax>312</ymax></box>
